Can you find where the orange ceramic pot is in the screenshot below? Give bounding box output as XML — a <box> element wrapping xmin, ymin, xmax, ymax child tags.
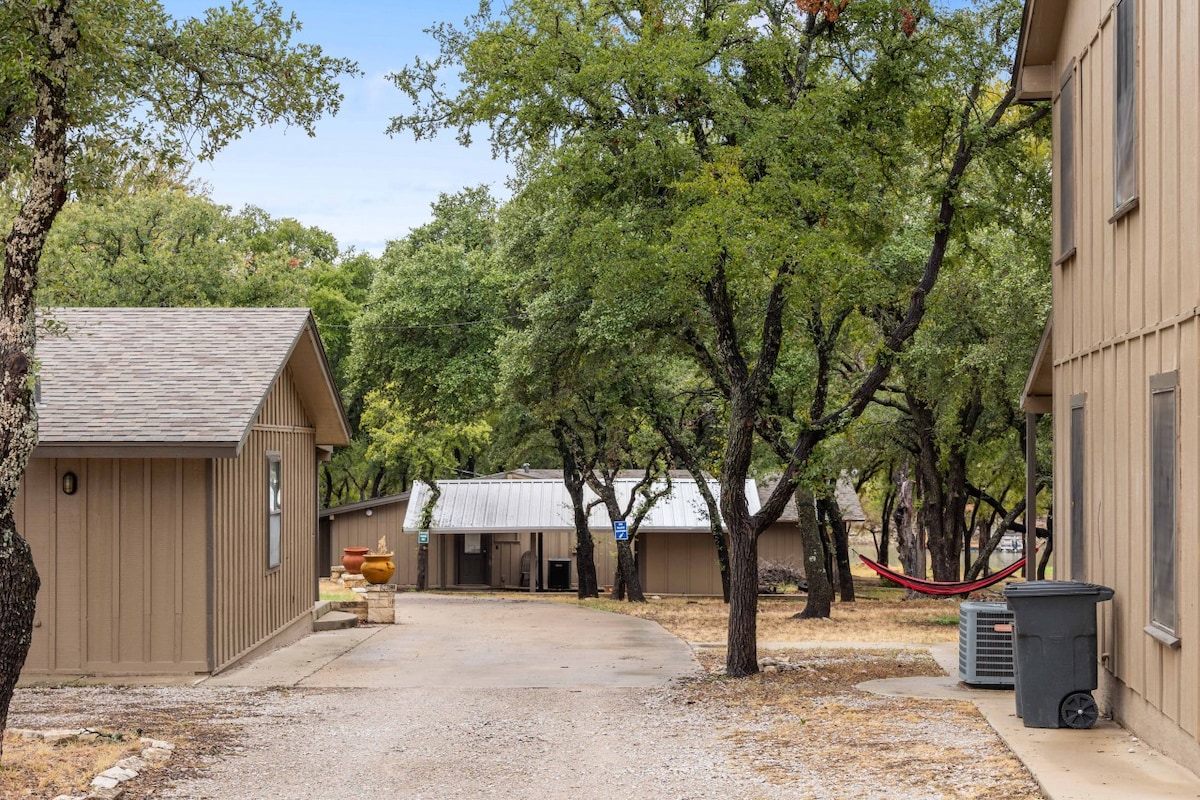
<box><xmin>361</xmin><ymin>553</ymin><xmax>395</xmax><ymax>585</ymax></box>
<box><xmin>342</xmin><ymin>546</ymin><xmax>369</xmax><ymax>575</ymax></box>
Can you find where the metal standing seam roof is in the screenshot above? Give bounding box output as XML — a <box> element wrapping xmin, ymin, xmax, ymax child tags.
<box><xmin>35</xmin><ymin>307</ymin><xmax>350</xmax><ymax>455</ymax></box>
<box><xmin>402</xmin><ymin>478</ymin><xmax>762</xmax><ymax>534</ymax></box>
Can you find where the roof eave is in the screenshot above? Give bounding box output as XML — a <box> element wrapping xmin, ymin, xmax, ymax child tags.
<box><xmin>1012</xmin><ymin>0</ymin><xmax>1068</xmax><ymax>103</ymax></box>
<box><xmin>33</xmin><ymin>441</ymin><xmax>240</xmax><ymax>459</ymax></box>
<box><xmin>1021</xmin><ymin>316</ymin><xmax>1054</xmax><ymax>414</ymax></box>
<box><xmin>235</xmin><ymin>310</ymin><xmax>352</xmax><ymax>452</ymax></box>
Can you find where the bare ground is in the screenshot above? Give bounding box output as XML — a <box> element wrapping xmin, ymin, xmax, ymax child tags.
<box><xmin>4</xmin><ymin>584</ymin><xmax>1041</xmax><ymax>799</ymax></box>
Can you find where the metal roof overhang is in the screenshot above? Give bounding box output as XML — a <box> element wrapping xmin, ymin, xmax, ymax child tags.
<box><xmin>403</xmin><ymin>478</ymin><xmax>761</xmax><ymax>534</ymax></box>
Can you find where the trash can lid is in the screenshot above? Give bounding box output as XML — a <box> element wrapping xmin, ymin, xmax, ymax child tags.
<box><xmin>1003</xmin><ymin>580</ymin><xmax>1114</xmax><ymax>600</ymax></box>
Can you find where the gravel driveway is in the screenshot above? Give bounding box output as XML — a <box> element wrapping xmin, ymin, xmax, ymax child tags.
<box><xmin>161</xmin><ymin>595</ymin><xmax>778</xmax><ymax>799</ymax></box>
<box><xmin>12</xmin><ymin>595</ymin><xmax>788</xmax><ymax>800</ymax></box>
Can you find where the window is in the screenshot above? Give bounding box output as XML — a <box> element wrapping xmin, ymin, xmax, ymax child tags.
<box><xmin>1057</xmin><ymin>67</ymin><xmax>1076</xmax><ymax>258</ymax></box>
<box><xmin>1069</xmin><ymin>394</ymin><xmax>1086</xmax><ymax>580</ymax></box>
<box><xmin>1113</xmin><ymin>0</ymin><xmax>1137</xmax><ymax>214</ymax></box>
<box><xmin>267</xmin><ymin>454</ymin><xmax>282</xmax><ymax>570</ymax></box>
<box><xmin>1148</xmin><ymin>372</ymin><xmax>1178</xmax><ymax>645</ymax></box>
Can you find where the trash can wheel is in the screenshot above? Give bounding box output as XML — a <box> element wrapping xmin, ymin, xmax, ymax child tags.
<box><xmin>1060</xmin><ymin>692</ymin><xmax>1099</xmax><ymax>729</ymax></box>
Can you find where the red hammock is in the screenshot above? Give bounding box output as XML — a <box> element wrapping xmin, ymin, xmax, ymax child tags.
<box><xmin>857</xmin><ymin>553</ymin><xmax>1027</xmax><ymax>596</ymax></box>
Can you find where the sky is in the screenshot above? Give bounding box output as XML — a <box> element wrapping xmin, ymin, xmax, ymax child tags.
<box><xmin>163</xmin><ymin>1</ymin><xmax>510</xmax><ymax>256</ymax></box>
<box><xmin>162</xmin><ymin>1</ymin><xmax>977</xmax><ymax>257</ymax></box>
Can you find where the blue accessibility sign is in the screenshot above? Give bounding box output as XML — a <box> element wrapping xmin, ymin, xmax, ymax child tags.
<box><xmin>613</xmin><ymin>521</ymin><xmax>628</xmax><ymax>541</ymax></box>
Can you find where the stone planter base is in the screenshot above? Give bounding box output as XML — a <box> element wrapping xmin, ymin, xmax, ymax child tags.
<box><xmin>365</xmin><ymin>584</ymin><xmax>397</xmax><ymax>624</ymax></box>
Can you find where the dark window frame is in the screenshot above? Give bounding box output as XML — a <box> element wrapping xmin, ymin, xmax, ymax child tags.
<box><xmin>1113</xmin><ymin>0</ymin><xmax>1138</xmax><ymax>218</ymax></box>
<box><xmin>1056</xmin><ymin>63</ymin><xmax>1077</xmax><ymax>262</ymax></box>
<box><xmin>1147</xmin><ymin>372</ymin><xmax>1179</xmax><ymax>647</ymax></box>
<box><xmin>1069</xmin><ymin>393</ymin><xmax>1087</xmax><ymax>580</ymax></box>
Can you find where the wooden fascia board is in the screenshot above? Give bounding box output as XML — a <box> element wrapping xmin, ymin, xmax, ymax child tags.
<box><xmin>33</xmin><ymin>443</ymin><xmax>237</xmax><ymax>459</ymax></box>
<box><xmin>235</xmin><ymin>311</ymin><xmax>352</xmax><ymax>454</ymax></box>
<box><xmin>1012</xmin><ymin>0</ymin><xmax>1068</xmax><ymax>102</ymax></box>
<box><xmin>1021</xmin><ymin>316</ymin><xmax>1054</xmax><ymax>413</ymax></box>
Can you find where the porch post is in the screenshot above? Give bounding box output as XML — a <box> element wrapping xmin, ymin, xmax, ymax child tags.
<box><xmin>528</xmin><ymin>531</ymin><xmax>536</xmax><ymax>593</ymax></box>
<box><xmin>1024</xmin><ymin>411</ymin><xmax>1039</xmax><ymax>577</ymax></box>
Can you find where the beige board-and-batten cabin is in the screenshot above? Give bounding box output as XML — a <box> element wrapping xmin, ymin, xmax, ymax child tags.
<box><xmin>318</xmin><ymin>492</ymin><xmax>410</xmax><ymax>580</ymax></box>
<box><xmin>396</xmin><ymin>477</ymin><xmax>799</xmax><ymax>595</ymax></box>
<box><xmin>18</xmin><ymin>308</ymin><xmax>350</xmax><ymax>678</ymax></box>
<box><xmin>1015</xmin><ymin>0</ymin><xmax>1200</xmax><ymax>774</ymax></box>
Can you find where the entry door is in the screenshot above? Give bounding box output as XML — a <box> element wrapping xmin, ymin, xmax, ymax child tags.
<box><xmin>456</xmin><ymin>533</ymin><xmax>491</xmax><ymax>585</ymax></box>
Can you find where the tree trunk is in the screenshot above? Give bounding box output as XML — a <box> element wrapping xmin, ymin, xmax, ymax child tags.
<box><xmin>878</xmin><ymin>487</ymin><xmax>895</xmax><ymax>566</ymax></box>
<box><xmin>555</xmin><ymin>433</ymin><xmax>598</xmax><ymax>598</ymax></box>
<box><xmin>0</xmin><ymin>511</ymin><xmax>39</xmax><ymax>758</ymax></box>
<box><xmin>795</xmin><ymin>485</ymin><xmax>833</xmax><ymax>619</ymax></box>
<box><xmin>573</xmin><ymin>524</ymin><xmax>599</xmax><ymax>599</ymax></box>
<box><xmin>416</xmin><ymin>543</ymin><xmax>428</xmax><ymax>591</ymax></box>
<box><xmin>725</xmin><ymin>515</ymin><xmax>759</xmax><ymax>676</ymax></box>
<box><xmin>614</xmin><ymin>537</ymin><xmax>644</xmax><ymax>602</ymax></box>
<box><xmin>0</xmin><ymin>0</ymin><xmax>76</xmax><ymax>756</ymax></box>
<box><xmin>821</xmin><ymin>494</ymin><xmax>854</xmax><ymax>602</ymax></box>
<box><xmin>894</xmin><ymin>462</ymin><xmax>924</xmax><ymax>593</ymax></box>
<box><xmin>415</xmin><ymin>481</ymin><xmax>441</xmax><ymax>592</ymax></box>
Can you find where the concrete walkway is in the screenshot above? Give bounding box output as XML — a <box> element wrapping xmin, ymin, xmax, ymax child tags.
<box><xmin>205</xmin><ymin>593</ymin><xmax>697</xmax><ymax>689</ymax></box>
<box><xmin>861</xmin><ymin>641</ymin><xmax>1200</xmax><ymax>800</ymax></box>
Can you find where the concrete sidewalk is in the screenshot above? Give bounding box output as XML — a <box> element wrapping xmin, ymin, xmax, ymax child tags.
<box><xmin>862</xmin><ymin>642</ymin><xmax>1200</xmax><ymax>800</ymax></box>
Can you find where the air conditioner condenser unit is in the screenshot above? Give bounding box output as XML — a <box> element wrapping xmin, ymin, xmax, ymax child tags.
<box><xmin>959</xmin><ymin>600</ymin><xmax>1015</xmax><ymax>687</ymax></box>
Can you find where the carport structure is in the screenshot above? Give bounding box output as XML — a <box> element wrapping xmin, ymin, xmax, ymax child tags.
<box><xmin>402</xmin><ymin>477</ymin><xmax>800</xmax><ymax>595</ymax></box>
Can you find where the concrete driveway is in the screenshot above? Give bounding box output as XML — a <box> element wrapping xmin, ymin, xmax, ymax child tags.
<box><xmin>205</xmin><ymin>593</ymin><xmax>699</xmax><ymax>689</ymax></box>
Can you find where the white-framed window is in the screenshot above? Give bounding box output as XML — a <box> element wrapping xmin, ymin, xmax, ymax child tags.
<box><xmin>1113</xmin><ymin>0</ymin><xmax>1138</xmax><ymax>216</ymax></box>
<box><xmin>267</xmin><ymin>454</ymin><xmax>282</xmax><ymax>570</ymax></box>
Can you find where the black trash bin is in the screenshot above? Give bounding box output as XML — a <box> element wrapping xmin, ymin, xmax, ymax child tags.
<box><xmin>1003</xmin><ymin>581</ymin><xmax>1114</xmax><ymax>729</ymax></box>
<box><xmin>547</xmin><ymin>558</ymin><xmax>571</xmax><ymax>591</ymax></box>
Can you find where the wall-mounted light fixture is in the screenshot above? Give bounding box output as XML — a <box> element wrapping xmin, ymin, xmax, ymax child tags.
<box><xmin>365</xmin><ymin>509</ymin><xmax>373</xmax><ymax>517</ymax></box>
<box><xmin>62</xmin><ymin>471</ymin><xmax>78</xmax><ymax>495</ymax></box>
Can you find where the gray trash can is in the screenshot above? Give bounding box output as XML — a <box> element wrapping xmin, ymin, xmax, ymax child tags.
<box><xmin>1003</xmin><ymin>581</ymin><xmax>1114</xmax><ymax>729</ymax></box>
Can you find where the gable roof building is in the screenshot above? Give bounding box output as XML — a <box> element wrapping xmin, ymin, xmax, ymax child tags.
<box><xmin>20</xmin><ymin>308</ymin><xmax>349</xmax><ymax>679</ymax></box>
<box><xmin>36</xmin><ymin>307</ymin><xmax>348</xmax><ymax>456</ymax></box>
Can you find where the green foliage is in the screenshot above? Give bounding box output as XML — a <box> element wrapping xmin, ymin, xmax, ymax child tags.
<box><xmin>0</xmin><ymin>0</ymin><xmax>358</xmax><ymax>191</ymax></box>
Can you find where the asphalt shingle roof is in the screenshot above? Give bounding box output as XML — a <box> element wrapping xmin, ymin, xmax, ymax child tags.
<box><xmin>37</xmin><ymin>307</ymin><xmax>314</xmax><ymax>449</ymax></box>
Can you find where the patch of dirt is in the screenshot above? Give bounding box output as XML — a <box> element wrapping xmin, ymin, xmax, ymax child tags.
<box><xmin>6</xmin><ymin>686</ymin><xmax>285</xmax><ymax>799</ymax></box>
<box><xmin>1</xmin><ymin>730</ymin><xmax>140</xmax><ymax>799</ymax></box>
<box><xmin>678</xmin><ymin>648</ymin><xmax>1042</xmax><ymax>800</ymax></box>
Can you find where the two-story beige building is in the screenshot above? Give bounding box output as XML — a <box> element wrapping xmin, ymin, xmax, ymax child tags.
<box><xmin>1017</xmin><ymin>0</ymin><xmax>1200</xmax><ymax>772</ymax></box>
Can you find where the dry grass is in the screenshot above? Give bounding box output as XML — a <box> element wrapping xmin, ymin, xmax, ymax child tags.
<box><xmin>318</xmin><ymin>578</ymin><xmax>361</xmax><ymax>602</ymax></box>
<box><xmin>518</xmin><ymin>573</ymin><xmax>986</xmax><ymax>645</ymax></box>
<box><xmin>678</xmin><ymin>648</ymin><xmax>1041</xmax><ymax>799</ymax></box>
<box><xmin>7</xmin><ymin>687</ymin><xmax>247</xmax><ymax>800</ymax></box>
<box><xmin>0</xmin><ymin>730</ymin><xmax>140</xmax><ymax>799</ymax></box>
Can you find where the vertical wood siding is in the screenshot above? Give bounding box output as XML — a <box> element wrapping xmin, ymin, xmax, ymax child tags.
<box><xmin>1052</xmin><ymin>0</ymin><xmax>1200</xmax><ymax>757</ymax></box>
<box><xmin>18</xmin><ymin>457</ymin><xmax>208</xmax><ymax>675</ymax></box>
<box><xmin>635</xmin><ymin>526</ymin><xmax>803</xmax><ymax>595</ymax></box>
<box><xmin>211</xmin><ymin>366</ymin><xmax>317</xmax><ymax>672</ymax></box>
<box><xmin>327</xmin><ymin>502</ymin><xmax>410</xmax><ymax>581</ymax></box>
